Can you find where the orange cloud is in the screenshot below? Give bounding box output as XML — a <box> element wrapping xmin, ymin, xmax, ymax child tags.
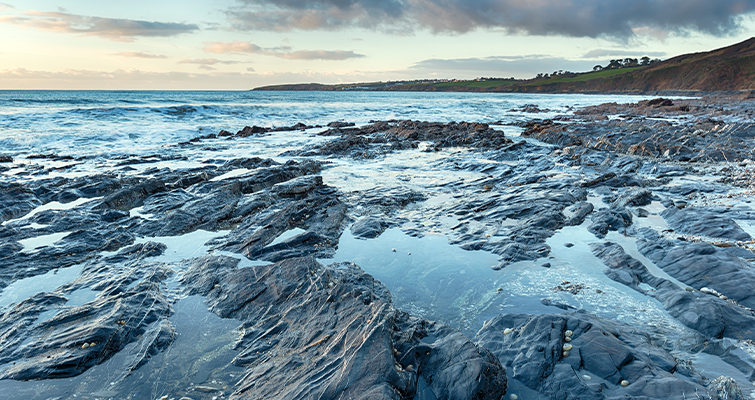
<box><xmin>0</xmin><ymin>10</ymin><xmax>198</xmax><ymax>42</ymax></box>
<box><xmin>204</xmin><ymin>41</ymin><xmax>364</xmax><ymax>60</ymax></box>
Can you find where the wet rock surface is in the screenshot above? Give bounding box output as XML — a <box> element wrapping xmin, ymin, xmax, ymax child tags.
<box><xmin>181</xmin><ymin>255</ymin><xmax>507</xmax><ymax>399</ymax></box>
<box><xmin>2</xmin><ymin>96</ymin><xmax>755</xmax><ymax>399</ymax></box>
<box><xmin>476</xmin><ymin>313</ymin><xmax>710</xmax><ymax>400</ymax></box>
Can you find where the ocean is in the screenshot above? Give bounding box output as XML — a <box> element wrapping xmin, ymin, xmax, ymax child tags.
<box><xmin>0</xmin><ymin>90</ymin><xmax>655</xmax><ymax>158</ymax></box>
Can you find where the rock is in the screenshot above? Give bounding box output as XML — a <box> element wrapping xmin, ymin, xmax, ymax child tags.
<box><xmin>476</xmin><ymin>313</ymin><xmax>710</xmax><ymax>400</ymax></box>
<box><xmin>710</xmin><ymin>376</ymin><xmax>746</xmax><ymax>400</ymax></box>
<box><xmin>236</xmin><ymin>126</ymin><xmax>267</xmax><ymax>137</ymax></box>
<box><xmin>351</xmin><ymin>216</ymin><xmax>386</xmax><ymax>239</ymax></box>
<box><xmin>180</xmin><ymin>256</ymin><xmax>508</xmax><ymax>399</ymax></box>
<box><xmin>638</xmin><ymin>229</ymin><xmax>755</xmax><ymax>309</ymax></box>
<box><xmin>327</xmin><ymin>121</ymin><xmax>356</xmax><ymax>128</ymax></box>
<box><xmin>0</xmin><ymin>156</ymin><xmax>12</xmax><ymax>163</ymax></box>
<box><xmin>588</xmin><ymin>207</ymin><xmax>632</xmax><ymax>238</ymax></box>
<box><xmin>661</xmin><ymin>207</ymin><xmax>752</xmax><ymax>242</ymax></box>
<box><xmin>563</xmin><ymin>202</ymin><xmax>593</xmax><ymax>226</ymax></box>
<box><xmin>612</xmin><ymin>188</ymin><xmax>653</xmax><ymax>208</ymax></box>
<box><xmin>0</xmin><ymin>243</ymin><xmax>173</xmax><ymax>380</ymax></box>
<box><xmin>591</xmin><ymin>240</ymin><xmax>755</xmax><ymax>339</ymax></box>
<box><xmin>0</xmin><ymin>182</ymin><xmax>42</xmax><ymax>222</ymax></box>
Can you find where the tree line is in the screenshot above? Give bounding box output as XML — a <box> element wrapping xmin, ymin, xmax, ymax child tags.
<box><xmin>534</xmin><ymin>56</ymin><xmax>661</xmax><ymax>79</ymax></box>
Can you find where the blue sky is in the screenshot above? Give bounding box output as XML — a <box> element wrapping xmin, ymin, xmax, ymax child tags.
<box><xmin>1</xmin><ymin>0</ymin><xmax>754</xmax><ymax>89</ymax></box>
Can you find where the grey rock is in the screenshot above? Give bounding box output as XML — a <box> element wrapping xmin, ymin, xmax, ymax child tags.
<box><xmin>351</xmin><ymin>216</ymin><xmax>386</xmax><ymax>239</ymax></box>
<box><xmin>661</xmin><ymin>207</ymin><xmax>752</xmax><ymax>242</ymax></box>
<box><xmin>181</xmin><ymin>255</ymin><xmax>508</xmax><ymax>400</ymax></box>
<box><xmin>476</xmin><ymin>313</ymin><xmax>710</xmax><ymax>400</ymax></box>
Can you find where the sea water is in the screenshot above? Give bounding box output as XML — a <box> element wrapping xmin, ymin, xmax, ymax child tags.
<box><xmin>0</xmin><ymin>90</ymin><xmax>656</xmax><ymax>158</ymax></box>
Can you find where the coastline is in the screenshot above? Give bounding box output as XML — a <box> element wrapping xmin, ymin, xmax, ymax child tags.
<box><xmin>0</xmin><ymin>93</ymin><xmax>754</xmax><ymax>399</ymax></box>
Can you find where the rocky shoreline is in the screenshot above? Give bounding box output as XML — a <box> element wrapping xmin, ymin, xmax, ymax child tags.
<box><xmin>1</xmin><ymin>94</ymin><xmax>755</xmax><ymax>399</ymax></box>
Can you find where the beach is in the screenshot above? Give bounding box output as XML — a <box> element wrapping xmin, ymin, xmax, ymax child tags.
<box><xmin>1</xmin><ymin>91</ymin><xmax>754</xmax><ymax>399</ymax></box>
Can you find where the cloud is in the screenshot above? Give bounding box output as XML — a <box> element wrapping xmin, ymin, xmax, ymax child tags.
<box><xmin>204</xmin><ymin>40</ymin><xmax>364</xmax><ymax>60</ymax></box>
<box><xmin>582</xmin><ymin>49</ymin><xmax>667</xmax><ymax>59</ymax></box>
<box><xmin>410</xmin><ymin>56</ymin><xmax>600</xmax><ymax>79</ymax></box>
<box><xmin>179</xmin><ymin>58</ymin><xmax>244</xmax><ymax>65</ymax></box>
<box><xmin>116</xmin><ymin>52</ymin><xmax>168</xmax><ymax>59</ymax></box>
<box><xmin>0</xmin><ymin>2</ymin><xmax>14</xmax><ymax>10</ymax></box>
<box><xmin>0</xmin><ymin>67</ymin><xmax>261</xmax><ymax>90</ymax></box>
<box><xmin>0</xmin><ymin>10</ymin><xmax>198</xmax><ymax>41</ymax></box>
<box><xmin>227</xmin><ymin>0</ymin><xmax>755</xmax><ymax>38</ymax></box>
<box><xmin>280</xmin><ymin>50</ymin><xmax>363</xmax><ymax>60</ymax></box>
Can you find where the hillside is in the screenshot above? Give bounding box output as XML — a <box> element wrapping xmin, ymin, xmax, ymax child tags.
<box><xmin>255</xmin><ymin>38</ymin><xmax>755</xmax><ymax>93</ymax></box>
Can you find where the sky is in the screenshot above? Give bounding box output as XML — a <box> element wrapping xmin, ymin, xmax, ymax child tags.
<box><xmin>1</xmin><ymin>0</ymin><xmax>754</xmax><ymax>89</ymax></box>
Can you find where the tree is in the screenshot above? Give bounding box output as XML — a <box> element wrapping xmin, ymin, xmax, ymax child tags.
<box><xmin>607</xmin><ymin>59</ymin><xmax>622</xmax><ymax>69</ymax></box>
<box><xmin>593</xmin><ymin>65</ymin><xmax>603</xmax><ymax>71</ymax></box>
<box><xmin>640</xmin><ymin>56</ymin><xmax>651</xmax><ymax>66</ymax></box>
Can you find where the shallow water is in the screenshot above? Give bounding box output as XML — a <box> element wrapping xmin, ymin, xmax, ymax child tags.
<box><xmin>0</xmin><ymin>295</ymin><xmax>243</xmax><ymax>400</ymax></box>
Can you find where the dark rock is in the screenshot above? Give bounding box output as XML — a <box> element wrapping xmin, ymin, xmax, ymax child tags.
<box><xmin>563</xmin><ymin>202</ymin><xmax>593</xmax><ymax>226</ymax></box>
<box><xmin>237</xmin><ymin>126</ymin><xmax>267</xmax><ymax>137</ymax></box>
<box><xmin>181</xmin><ymin>256</ymin><xmax>508</xmax><ymax>399</ymax></box>
<box><xmin>591</xmin><ymin>240</ymin><xmax>755</xmax><ymax>339</ymax></box>
<box><xmin>646</xmin><ymin>98</ymin><xmax>674</xmax><ymax>107</ymax></box>
<box><xmin>0</xmin><ymin>182</ymin><xmax>42</xmax><ymax>222</ymax></box>
<box><xmin>0</xmin><ymin>156</ymin><xmax>12</xmax><ymax>163</ymax></box>
<box><xmin>327</xmin><ymin>121</ymin><xmax>356</xmax><ymax>128</ymax></box>
<box><xmin>710</xmin><ymin>376</ymin><xmax>746</xmax><ymax>400</ymax></box>
<box><xmin>476</xmin><ymin>313</ymin><xmax>710</xmax><ymax>400</ymax></box>
<box><xmin>0</xmin><ymin>244</ymin><xmax>174</xmax><ymax>380</ymax></box>
<box><xmin>661</xmin><ymin>207</ymin><xmax>752</xmax><ymax>241</ymax></box>
<box><xmin>218</xmin><ymin>130</ymin><xmax>233</xmax><ymax>137</ymax></box>
<box><xmin>612</xmin><ymin>187</ymin><xmax>652</xmax><ymax>208</ymax></box>
<box><xmin>588</xmin><ymin>207</ymin><xmax>632</xmax><ymax>238</ymax></box>
<box><xmin>638</xmin><ymin>229</ymin><xmax>755</xmax><ymax>309</ymax></box>
<box><xmin>351</xmin><ymin>216</ymin><xmax>386</xmax><ymax>239</ymax></box>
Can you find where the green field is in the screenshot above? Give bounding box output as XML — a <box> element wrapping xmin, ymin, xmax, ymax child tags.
<box><xmin>430</xmin><ymin>79</ymin><xmax>518</xmax><ymax>88</ymax></box>
<box><xmin>524</xmin><ymin>67</ymin><xmax>644</xmax><ymax>86</ymax></box>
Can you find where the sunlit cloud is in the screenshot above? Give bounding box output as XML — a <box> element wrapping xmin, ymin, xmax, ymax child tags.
<box><xmin>410</xmin><ymin>56</ymin><xmax>601</xmax><ymax>79</ymax></box>
<box><xmin>179</xmin><ymin>58</ymin><xmax>247</xmax><ymax>70</ymax></box>
<box><xmin>582</xmin><ymin>49</ymin><xmax>667</xmax><ymax>59</ymax></box>
<box><xmin>178</xmin><ymin>58</ymin><xmax>244</xmax><ymax>65</ymax></box>
<box><xmin>228</xmin><ymin>0</ymin><xmax>755</xmax><ymax>39</ymax></box>
<box><xmin>116</xmin><ymin>52</ymin><xmax>168</xmax><ymax>59</ymax></box>
<box><xmin>204</xmin><ymin>40</ymin><xmax>364</xmax><ymax>60</ymax></box>
<box><xmin>0</xmin><ymin>10</ymin><xmax>199</xmax><ymax>42</ymax></box>
<box><xmin>0</xmin><ymin>2</ymin><xmax>15</xmax><ymax>10</ymax></box>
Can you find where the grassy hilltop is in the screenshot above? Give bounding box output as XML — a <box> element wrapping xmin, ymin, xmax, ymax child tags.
<box><xmin>255</xmin><ymin>38</ymin><xmax>755</xmax><ymax>93</ymax></box>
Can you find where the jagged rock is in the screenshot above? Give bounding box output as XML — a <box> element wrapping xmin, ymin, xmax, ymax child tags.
<box><xmin>661</xmin><ymin>206</ymin><xmax>752</xmax><ymax>242</ymax></box>
<box><xmin>476</xmin><ymin>313</ymin><xmax>711</xmax><ymax>400</ymax></box>
<box><xmin>351</xmin><ymin>216</ymin><xmax>386</xmax><ymax>239</ymax></box>
<box><xmin>638</xmin><ymin>229</ymin><xmax>755</xmax><ymax>309</ymax></box>
<box><xmin>180</xmin><ymin>255</ymin><xmax>508</xmax><ymax>400</ymax></box>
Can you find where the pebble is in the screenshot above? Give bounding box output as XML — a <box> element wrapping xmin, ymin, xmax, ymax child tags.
<box><xmin>509</xmin><ymin>394</ymin><xmax>518</xmax><ymax>400</ymax></box>
<box><xmin>503</xmin><ymin>328</ymin><xmax>514</xmax><ymax>335</ymax></box>
<box><xmin>564</xmin><ymin>330</ymin><xmax>573</xmax><ymax>337</ymax></box>
<box><xmin>620</xmin><ymin>380</ymin><xmax>629</xmax><ymax>387</ymax></box>
<box><xmin>582</xmin><ymin>375</ymin><xmax>591</xmax><ymax>380</ymax></box>
<box><xmin>562</xmin><ymin>343</ymin><xmax>573</xmax><ymax>351</ymax></box>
